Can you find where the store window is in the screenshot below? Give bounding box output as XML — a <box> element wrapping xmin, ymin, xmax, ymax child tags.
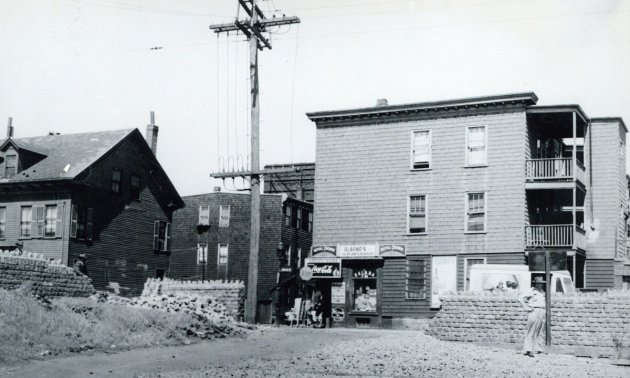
<box><xmin>352</xmin><ymin>268</ymin><xmax>377</xmax><ymax>312</ymax></box>
<box><xmin>406</xmin><ymin>258</ymin><xmax>427</xmax><ymax>299</ymax></box>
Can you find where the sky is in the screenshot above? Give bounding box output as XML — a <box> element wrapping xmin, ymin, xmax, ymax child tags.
<box><xmin>0</xmin><ymin>0</ymin><xmax>629</xmax><ymax>196</ymax></box>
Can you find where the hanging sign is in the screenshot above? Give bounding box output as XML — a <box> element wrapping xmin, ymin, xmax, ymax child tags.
<box><xmin>299</xmin><ymin>266</ymin><xmax>313</xmax><ymax>281</ymax></box>
<box><xmin>379</xmin><ymin>244</ymin><xmax>406</xmax><ymax>257</ymax></box>
<box><xmin>307</xmin><ymin>261</ymin><xmax>342</xmax><ymax>279</ymax></box>
<box><xmin>337</xmin><ymin>244</ymin><xmax>379</xmax><ymax>258</ymax></box>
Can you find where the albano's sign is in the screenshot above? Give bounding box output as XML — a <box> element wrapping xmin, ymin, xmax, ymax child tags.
<box><xmin>307</xmin><ymin>261</ymin><xmax>342</xmax><ymax>279</ymax></box>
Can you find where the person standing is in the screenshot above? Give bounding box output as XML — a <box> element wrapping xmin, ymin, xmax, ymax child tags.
<box><xmin>518</xmin><ymin>276</ymin><xmax>546</xmax><ymax>357</ymax></box>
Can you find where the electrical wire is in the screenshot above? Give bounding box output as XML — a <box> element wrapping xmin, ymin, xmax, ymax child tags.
<box><xmin>288</xmin><ymin>24</ymin><xmax>300</xmax><ymax>165</ymax></box>
<box><xmin>63</xmin><ymin>0</ymin><xmax>230</xmax><ymax>18</ymax></box>
<box><xmin>225</xmin><ymin>33</ymin><xmax>231</xmax><ymax>161</ymax></box>
<box><xmin>216</xmin><ymin>34</ymin><xmax>221</xmax><ymax>172</ymax></box>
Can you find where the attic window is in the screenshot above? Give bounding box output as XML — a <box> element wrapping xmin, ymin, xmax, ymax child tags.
<box><xmin>4</xmin><ymin>154</ymin><xmax>17</xmax><ymax>178</ymax></box>
<box><xmin>112</xmin><ymin>168</ymin><xmax>122</xmax><ymax>193</ymax></box>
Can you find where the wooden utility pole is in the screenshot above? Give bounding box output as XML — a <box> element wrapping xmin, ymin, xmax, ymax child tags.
<box><xmin>209</xmin><ymin>0</ymin><xmax>300</xmax><ymax>324</ymax></box>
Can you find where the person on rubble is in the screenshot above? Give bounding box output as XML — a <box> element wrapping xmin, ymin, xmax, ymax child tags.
<box><xmin>73</xmin><ymin>253</ymin><xmax>88</xmax><ymax>277</ymax></box>
<box><xmin>518</xmin><ymin>276</ymin><xmax>546</xmax><ymax>357</ymax></box>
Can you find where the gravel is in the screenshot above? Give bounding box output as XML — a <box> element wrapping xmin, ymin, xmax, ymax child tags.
<box><xmin>151</xmin><ymin>329</ymin><xmax>630</xmax><ymax>378</ymax></box>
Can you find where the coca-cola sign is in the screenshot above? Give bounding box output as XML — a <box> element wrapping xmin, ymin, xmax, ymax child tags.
<box><xmin>307</xmin><ymin>261</ymin><xmax>342</xmax><ymax>279</ymax></box>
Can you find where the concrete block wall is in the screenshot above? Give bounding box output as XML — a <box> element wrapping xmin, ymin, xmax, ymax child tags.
<box><xmin>142</xmin><ymin>278</ymin><xmax>245</xmax><ymax>317</ymax></box>
<box><xmin>428</xmin><ymin>292</ymin><xmax>630</xmax><ymax>351</ymax></box>
<box><xmin>0</xmin><ymin>250</ymin><xmax>94</xmax><ymax>297</ymax></box>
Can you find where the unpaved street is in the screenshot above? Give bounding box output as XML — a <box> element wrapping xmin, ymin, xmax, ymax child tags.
<box><xmin>1</xmin><ymin>327</ymin><xmax>628</xmax><ymax>378</ymax></box>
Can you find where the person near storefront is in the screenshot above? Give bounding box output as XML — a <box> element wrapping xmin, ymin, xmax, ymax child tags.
<box><xmin>518</xmin><ymin>276</ymin><xmax>546</xmax><ymax>357</ymax></box>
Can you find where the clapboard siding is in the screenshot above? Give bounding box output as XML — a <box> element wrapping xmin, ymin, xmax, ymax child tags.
<box><xmin>587</xmin><ymin>120</ymin><xmax>626</xmax><ymax>260</ymax></box>
<box><xmin>585</xmin><ymin>259</ymin><xmax>615</xmax><ymax>289</ymax></box>
<box><xmin>381</xmin><ymin>257</ymin><xmax>434</xmax><ymax>317</ymax></box>
<box><xmin>313</xmin><ymin>110</ymin><xmax>528</xmax><ymax>257</ymax></box>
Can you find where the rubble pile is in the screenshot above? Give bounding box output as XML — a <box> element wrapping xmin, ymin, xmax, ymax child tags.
<box><xmin>108</xmin><ymin>292</ymin><xmax>248</xmax><ymax>339</ymax></box>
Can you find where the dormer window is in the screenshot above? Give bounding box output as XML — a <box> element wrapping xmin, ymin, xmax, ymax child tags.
<box><xmin>4</xmin><ymin>154</ymin><xmax>16</xmax><ymax>178</ymax></box>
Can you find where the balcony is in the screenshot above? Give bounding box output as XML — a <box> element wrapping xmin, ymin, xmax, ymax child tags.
<box><xmin>525</xmin><ymin>158</ymin><xmax>585</xmax><ymax>188</ymax></box>
<box><xmin>525</xmin><ymin>224</ymin><xmax>586</xmax><ymax>251</ymax></box>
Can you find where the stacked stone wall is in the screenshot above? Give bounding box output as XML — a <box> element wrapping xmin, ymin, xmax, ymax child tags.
<box><xmin>0</xmin><ymin>250</ymin><xmax>94</xmax><ymax>297</ymax></box>
<box><xmin>142</xmin><ymin>278</ymin><xmax>245</xmax><ymax>317</ymax></box>
<box><xmin>428</xmin><ymin>292</ymin><xmax>630</xmax><ymax>354</ymax></box>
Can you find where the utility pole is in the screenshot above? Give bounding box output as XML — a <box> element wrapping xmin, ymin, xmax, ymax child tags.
<box><xmin>209</xmin><ymin>1</ymin><xmax>300</xmax><ymax>324</ymax></box>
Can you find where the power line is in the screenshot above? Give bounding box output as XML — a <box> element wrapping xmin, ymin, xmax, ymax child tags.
<box><xmin>63</xmin><ymin>0</ymin><xmax>230</xmax><ymax>18</ymax></box>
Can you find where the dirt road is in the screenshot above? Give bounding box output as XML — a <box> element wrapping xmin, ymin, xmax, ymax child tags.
<box><xmin>1</xmin><ymin>327</ymin><xmax>628</xmax><ymax>378</ymax></box>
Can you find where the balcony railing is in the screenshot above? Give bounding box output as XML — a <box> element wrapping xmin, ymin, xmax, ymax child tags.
<box><xmin>525</xmin><ymin>158</ymin><xmax>585</xmax><ymax>183</ymax></box>
<box><xmin>525</xmin><ymin>224</ymin><xmax>586</xmax><ymax>250</ymax></box>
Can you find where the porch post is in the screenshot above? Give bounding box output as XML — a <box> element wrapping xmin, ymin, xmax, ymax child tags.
<box><xmin>572</xmin><ymin>112</ymin><xmax>577</xmax><ymax>249</ymax></box>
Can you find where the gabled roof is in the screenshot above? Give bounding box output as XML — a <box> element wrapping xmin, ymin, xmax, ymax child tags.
<box><xmin>0</xmin><ymin>128</ymin><xmax>184</xmax><ymax>209</ymax></box>
<box><xmin>0</xmin><ymin>129</ymin><xmax>133</xmax><ymax>182</ymax></box>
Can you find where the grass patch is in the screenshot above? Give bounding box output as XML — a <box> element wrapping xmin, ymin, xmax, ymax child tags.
<box><xmin>0</xmin><ymin>289</ymin><xmax>210</xmax><ymax>364</ymax></box>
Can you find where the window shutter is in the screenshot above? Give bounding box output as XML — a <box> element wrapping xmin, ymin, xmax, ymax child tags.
<box><xmin>153</xmin><ymin>221</ymin><xmax>159</xmax><ymax>251</ymax></box>
<box><xmin>86</xmin><ymin>208</ymin><xmax>94</xmax><ymax>240</ymax></box>
<box><xmin>71</xmin><ymin>205</ymin><xmax>78</xmax><ymax>238</ymax></box>
<box><xmin>38</xmin><ymin>206</ymin><xmax>45</xmax><ymax>237</ymax></box>
<box><xmin>165</xmin><ymin>223</ymin><xmax>171</xmax><ymax>251</ymax></box>
<box><xmin>56</xmin><ymin>205</ymin><xmax>63</xmax><ymax>237</ymax></box>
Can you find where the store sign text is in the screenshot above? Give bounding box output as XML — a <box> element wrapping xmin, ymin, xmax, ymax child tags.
<box><xmin>337</xmin><ymin>244</ymin><xmax>379</xmax><ymax>258</ymax></box>
<box><xmin>307</xmin><ymin>262</ymin><xmax>342</xmax><ymax>278</ymax></box>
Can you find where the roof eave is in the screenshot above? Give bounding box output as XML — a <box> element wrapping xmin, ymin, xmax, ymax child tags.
<box><xmin>527</xmin><ymin>105</ymin><xmax>590</xmax><ymax>125</ymax></box>
<box><xmin>590</xmin><ymin>117</ymin><xmax>628</xmax><ymax>133</ymax></box>
<box><xmin>306</xmin><ymin>92</ymin><xmax>538</xmax><ymax>122</ymax></box>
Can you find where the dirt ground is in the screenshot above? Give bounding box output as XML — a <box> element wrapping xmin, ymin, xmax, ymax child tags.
<box><xmin>1</xmin><ymin>327</ymin><xmax>628</xmax><ymax>378</ymax></box>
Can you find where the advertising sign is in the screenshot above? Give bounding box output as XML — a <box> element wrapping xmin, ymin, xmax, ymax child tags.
<box><xmin>431</xmin><ymin>256</ymin><xmax>457</xmax><ymax>308</ymax></box>
<box><xmin>307</xmin><ymin>261</ymin><xmax>342</xmax><ymax>279</ymax></box>
<box><xmin>337</xmin><ymin>244</ymin><xmax>379</xmax><ymax>258</ymax></box>
<box><xmin>312</xmin><ymin>246</ymin><xmax>337</xmax><ymax>255</ymax></box>
<box><xmin>299</xmin><ymin>266</ymin><xmax>313</xmax><ymax>281</ymax></box>
<box><xmin>332</xmin><ymin>307</ymin><xmax>345</xmax><ymax>323</ymax></box>
<box><xmin>331</xmin><ymin>282</ymin><xmax>345</xmax><ymax>304</ymax></box>
<box><xmin>379</xmin><ymin>244</ymin><xmax>406</xmax><ymax>257</ymax></box>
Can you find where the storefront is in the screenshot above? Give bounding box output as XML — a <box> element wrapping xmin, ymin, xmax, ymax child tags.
<box><xmin>303</xmin><ymin>244</ymin><xmax>406</xmax><ymax>328</ymax></box>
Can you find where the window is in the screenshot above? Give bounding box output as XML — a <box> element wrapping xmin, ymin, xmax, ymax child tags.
<box><xmin>218</xmin><ymin>244</ymin><xmax>229</xmax><ymax>265</ymax></box>
<box><xmin>130</xmin><ymin>174</ymin><xmax>141</xmax><ymax>200</ymax></box>
<box><xmin>198</xmin><ymin>205</ymin><xmax>210</xmax><ymax>225</ymax></box>
<box><xmin>466</xmin><ymin>193</ymin><xmax>486</xmax><ymax>232</ymax></box>
<box><xmin>153</xmin><ymin>220</ymin><xmax>171</xmax><ymax>252</ymax></box>
<box><xmin>197</xmin><ymin>243</ymin><xmax>208</xmax><ymax>265</ymax></box>
<box><xmin>301</xmin><ymin>209</ymin><xmax>310</xmax><ymax>231</ymax></box>
<box><xmin>219</xmin><ymin>205</ymin><xmax>230</xmax><ymax>227</ymax></box>
<box><xmin>352</xmin><ymin>268</ymin><xmax>377</xmax><ymax>312</ymax></box>
<box><xmin>408</xmin><ymin>195</ymin><xmax>427</xmax><ymax>233</ymax></box>
<box><xmin>291</xmin><ymin>206</ymin><xmax>298</xmax><ymax>228</ymax></box>
<box><xmin>20</xmin><ymin>206</ymin><xmax>32</xmax><ymax>238</ymax></box>
<box><xmin>112</xmin><ymin>168</ymin><xmax>122</xmax><ymax>193</ymax></box>
<box><xmin>406</xmin><ymin>258</ymin><xmax>427</xmax><ymax>299</ymax></box>
<box><xmin>308</xmin><ymin>211</ymin><xmax>313</xmax><ymax>233</ymax></box>
<box><xmin>464</xmin><ymin>258</ymin><xmax>486</xmax><ymax>290</ymax></box>
<box><xmin>44</xmin><ymin>205</ymin><xmax>58</xmax><ymax>237</ymax></box>
<box><xmin>284</xmin><ymin>205</ymin><xmax>291</xmax><ymax>227</ymax></box>
<box><xmin>0</xmin><ymin>207</ymin><xmax>5</xmax><ymax>239</ymax></box>
<box><xmin>71</xmin><ymin>205</ymin><xmax>94</xmax><ymax>240</ymax></box>
<box><xmin>412</xmin><ymin>130</ymin><xmax>431</xmax><ymax>169</ymax></box>
<box><xmin>4</xmin><ymin>154</ymin><xmax>17</xmax><ymax>178</ymax></box>
<box><xmin>467</xmin><ymin>126</ymin><xmax>486</xmax><ymax>165</ymax></box>
<box><xmin>296</xmin><ymin>208</ymin><xmax>302</xmax><ymax>230</ymax></box>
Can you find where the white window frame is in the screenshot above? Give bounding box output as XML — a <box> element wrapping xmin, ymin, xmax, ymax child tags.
<box><xmin>466</xmin><ymin>126</ymin><xmax>487</xmax><ymax>166</ymax></box>
<box><xmin>217</xmin><ymin>243</ymin><xmax>229</xmax><ymax>266</ymax></box>
<box><xmin>198</xmin><ymin>205</ymin><xmax>210</xmax><ymax>225</ymax></box>
<box><xmin>411</xmin><ymin>130</ymin><xmax>431</xmax><ymax>170</ymax></box>
<box><xmin>219</xmin><ymin>205</ymin><xmax>230</xmax><ymax>228</ymax></box>
<box><xmin>463</xmin><ymin>257</ymin><xmax>487</xmax><ymax>291</ymax></box>
<box><xmin>465</xmin><ymin>192</ymin><xmax>486</xmax><ymax>233</ymax></box>
<box><xmin>44</xmin><ymin>204</ymin><xmax>58</xmax><ymax>238</ymax></box>
<box><xmin>197</xmin><ymin>243</ymin><xmax>208</xmax><ymax>265</ymax></box>
<box><xmin>20</xmin><ymin>206</ymin><xmax>32</xmax><ymax>238</ymax></box>
<box><xmin>407</xmin><ymin>194</ymin><xmax>428</xmax><ymax>234</ymax></box>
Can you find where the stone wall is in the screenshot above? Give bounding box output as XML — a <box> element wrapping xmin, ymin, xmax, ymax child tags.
<box><xmin>142</xmin><ymin>278</ymin><xmax>245</xmax><ymax>317</ymax></box>
<box><xmin>0</xmin><ymin>250</ymin><xmax>94</xmax><ymax>297</ymax></box>
<box><xmin>428</xmin><ymin>292</ymin><xmax>630</xmax><ymax>355</ymax></box>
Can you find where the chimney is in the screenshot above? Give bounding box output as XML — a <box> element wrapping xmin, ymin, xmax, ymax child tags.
<box><xmin>213</xmin><ymin>186</ymin><xmax>222</xmax><ymax>192</ymax></box>
<box><xmin>6</xmin><ymin>117</ymin><xmax>14</xmax><ymax>138</ymax></box>
<box><xmin>145</xmin><ymin>111</ymin><xmax>159</xmax><ymax>155</ymax></box>
<box><xmin>376</xmin><ymin>98</ymin><xmax>388</xmax><ymax>107</ymax></box>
